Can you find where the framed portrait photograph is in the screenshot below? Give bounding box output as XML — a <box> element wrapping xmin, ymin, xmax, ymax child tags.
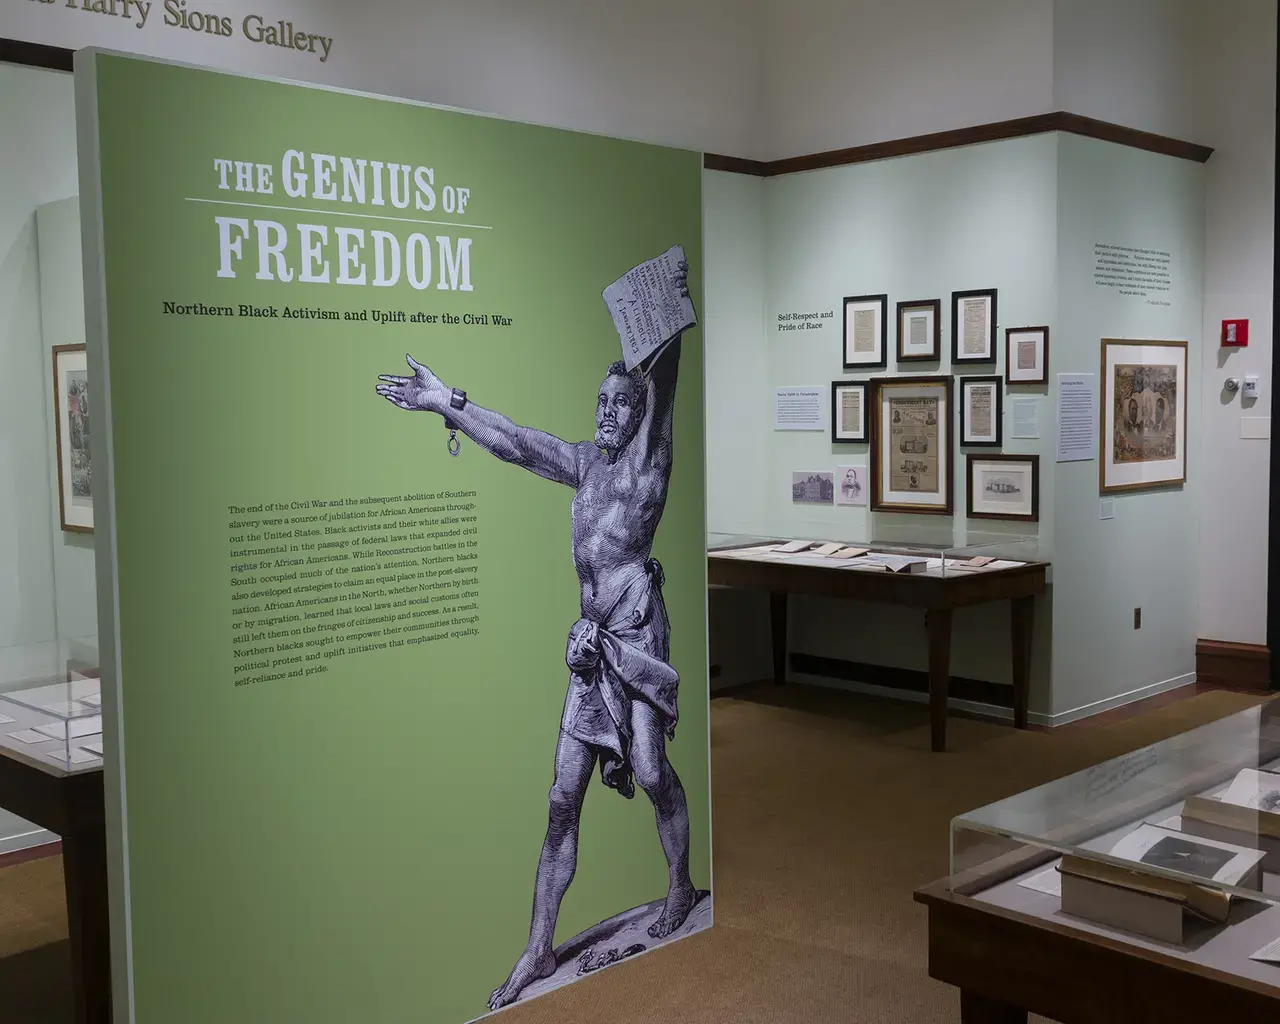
<box><xmin>843</xmin><ymin>293</ymin><xmax>888</xmax><ymax>369</ymax></box>
<box><xmin>1006</xmin><ymin>326</ymin><xmax>1049</xmax><ymax>385</ymax></box>
<box><xmin>896</xmin><ymin>299</ymin><xmax>941</xmax><ymax>362</ymax></box>
<box><xmin>836</xmin><ymin>464</ymin><xmax>868</xmax><ymax>507</ymax></box>
<box><xmin>966</xmin><ymin>454</ymin><xmax>1039</xmax><ymax>521</ymax></box>
<box><xmin>830</xmin><ymin>380</ymin><xmax>869</xmax><ymax>443</ymax></box>
<box><xmin>951</xmin><ymin>288</ymin><xmax>998</xmax><ymax>363</ymax></box>
<box><xmin>53</xmin><ymin>344</ymin><xmax>93</xmax><ymax>534</ymax></box>
<box><xmin>959</xmin><ymin>376</ymin><xmax>1003</xmax><ymax>447</ymax></box>
<box><xmin>870</xmin><ymin>375</ymin><xmax>953</xmax><ymax>515</ymax></box>
<box><xmin>1100</xmin><ymin>339</ymin><xmax>1188</xmax><ymax>494</ymax></box>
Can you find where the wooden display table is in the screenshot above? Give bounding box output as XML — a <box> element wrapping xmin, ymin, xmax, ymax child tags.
<box><xmin>708</xmin><ymin>546</ymin><xmax>1048</xmax><ymax>751</ymax></box>
<box><xmin>915</xmin><ymin>877</ymin><xmax>1280</xmax><ymax>1022</ymax></box>
<box><xmin>0</xmin><ymin>746</ymin><xmax>109</xmax><ymax>1023</ymax></box>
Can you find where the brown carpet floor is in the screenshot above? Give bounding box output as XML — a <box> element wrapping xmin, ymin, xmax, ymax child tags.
<box><xmin>0</xmin><ymin>685</ymin><xmax>1265</xmax><ymax>1023</ymax></box>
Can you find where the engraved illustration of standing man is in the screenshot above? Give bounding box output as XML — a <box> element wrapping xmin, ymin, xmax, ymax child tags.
<box><xmin>375</xmin><ymin>257</ymin><xmax>705</xmax><ymax>1011</ymax></box>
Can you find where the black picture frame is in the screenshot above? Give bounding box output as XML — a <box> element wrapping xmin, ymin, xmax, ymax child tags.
<box><xmin>951</xmin><ymin>288</ymin><xmax>998</xmax><ymax>364</ymax></box>
<box><xmin>843</xmin><ymin>293</ymin><xmax>889</xmax><ymax>370</ymax></box>
<box><xmin>896</xmin><ymin>298</ymin><xmax>942</xmax><ymax>362</ymax></box>
<box><xmin>959</xmin><ymin>375</ymin><xmax>1004</xmax><ymax>447</ymax></box>
<box><xmin>830</xmin><ymin>380</ymin><xmax>869</xmax><ymax>443</ymax></box>
<box><xmin>966</xmin><ymin>453</ymin><xmax>1040</xmax><ymax>522</ymax></box>
<box><xmin>1006</xmin><ymin>325</ymin><xmax>1050</xmax><ymax>385</ymax></box>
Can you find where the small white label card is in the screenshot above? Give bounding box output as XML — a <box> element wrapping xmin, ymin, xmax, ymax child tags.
<box><xmin>813</xmin><ymin>543</ymin><xmax>843</xmax><ymax>556</ymax></box>
<box><xmin>1017</xmin><ymin>861</ymin><xmax>1063</xmax><ymax>898</ymax></box>
<box><xmin>1250</xmin><ymin>935</ymin><xmax>1280</xmax><ymax>964</ymax></box>
<box><xmin>774</xmin><ymin>540</ymin><xmax>814</xmax><ymax>554</ymax></box>
<box><xmin>0</xmin><ymin>714</ymin><xmax>15</xmax><ymax>726</ymax></box>
<box><xmin>82</xmin><ymin>741</ymin><xmax>105</xmax><ymax>757</ymax></box>
<box><xmin>8</xmin><ymin>729</ymin><xmax>52</xmax><ymax>745</ymax></box>
<box><xmin>34</xmin><ymin>715</ymin><xmax>103</xmax><ymax>741</ymax></box>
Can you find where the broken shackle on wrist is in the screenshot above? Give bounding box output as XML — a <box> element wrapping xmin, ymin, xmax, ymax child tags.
<box><xmin>444</xmin><ymin>388</ymin><xmax>468</xmax><ymax>457</ymax></box>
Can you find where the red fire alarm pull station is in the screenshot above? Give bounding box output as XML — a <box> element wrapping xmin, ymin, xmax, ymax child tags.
<box><xmin>1222</xmin><ymin>319</ymin><xmax>1249</xmax><ymax>346</ymax></box>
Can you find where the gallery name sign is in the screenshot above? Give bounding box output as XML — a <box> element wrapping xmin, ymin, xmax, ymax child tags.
<box><xmin>26</xmin><ymin>0</ymin><xmax>335</xmax><ymax>63</ymax></box>
<box><xmin>209</xmin><ymin>150</ymin><xmax>478</xmax><ymax>292</ymax></box>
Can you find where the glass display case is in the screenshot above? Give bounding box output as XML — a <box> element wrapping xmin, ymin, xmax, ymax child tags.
<box><xmin>950</xmin><ymin>698</ymin><xmax>1280</xmax><ymax>976</ymax></box>
<box><xmin>0</xmin><ymin>635</ymin><xmax>103</xmax><ymax>775</ymax></box>
<box><xmin>708</xmin><ymin>530</ymin><xmax>1043</xmax><ymax>577</ymax></box>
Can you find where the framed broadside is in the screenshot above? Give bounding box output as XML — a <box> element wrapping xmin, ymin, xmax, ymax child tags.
<box><xmin>1100</xmin><ymin>339</ymin><xmax>1188</xmax><ymax>494</ymax></box>
<box><xmin>959</xmin><ymin>376</ymin><xmax>1003</xmax><ymax>447</ymax></box>
<box><xmin>1006</xmin><ymin>326</ymin><xmax>1049</xmax><ymax>385</ymax></box>
<box><xmin>966</xmin><ymin>453</ymin><xmax>1039</xmax><ymax>521</ymax></box>
<box><xmin>952</xmin><ymin>288</ymin><xmax>998</xmax><ymax>363</ymax></box>
<box><xmin>831</xmin><ymin>380</ymin><xmax>869</xmax><ymax>443</ymax></box>
<box><xmin>53</xmin><ymin>344</ymin><xmax>93</xmax><ymax>534</ymax></box>
<box><xmin>843</xmin><ymin>293</ymin><xmax>888</xmax><ymax>369</ymax></box>
<box><xmin>870</xmin><ymin>375</ymin><xmax>953</xmax><ymax>515</ymax></box>
<box><xmin>896</xmin><ymin>299</ymin><xmax>941</xmax><ymax>362</ymax></box>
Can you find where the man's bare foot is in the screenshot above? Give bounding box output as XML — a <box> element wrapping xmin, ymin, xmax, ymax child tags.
<box><xmin>488</xmin><ymin>947</ymin><xmax>557</xmax><ymax>1010</ymax></box>
<box><xmin>647</xmin><ymin>882</ymin><xmax>703</xmax><ymax>939</ymax></box>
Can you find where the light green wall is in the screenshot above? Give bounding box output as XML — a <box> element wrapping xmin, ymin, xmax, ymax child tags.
<box><xmin>1051</xmin><ymin>133</ymin><xmax>1204</xmax><ymax>717</ymax></box>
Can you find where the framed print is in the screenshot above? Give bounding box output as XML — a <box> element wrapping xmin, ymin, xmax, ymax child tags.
<box><xmin>959</xmin><ymin>376</ymin><xmax>1003</xmax><ymax>447</ymax></box>
<box><xmin>952</xmin><ymin>288</ymin><xmax>998</xmax><ymax>363</ymax></box>
<box><xmin>830</xmin><ymin>380</ymin><xmax>868</xmax><ymax>443</ymax></box>
<box><xmin>1006</xmin><ymin>326</ymin><xmax>1049</xmax><ymax>385</ymax></box>
<box><xmin>1100</xmin><ymin>339</ymin><xmax>1188</xmax><ymax>494</ymax></box>
<box><xmin>836</xmin><ymin>465</ymin><xmax>868</xmax><ymax>507</ymax></box>
<box><xmin>53</xmin><ymin>344</ymin><xmax>93</xmax><ymax>534</ymax></box>
<box><xmin>966</xmin><ymin>454</ymin><xmax>1039</xmax><ymax>521</ymax></box>
<box><xmin>870</xmin><ymin>375</ymin><xmax>953</xmax><ymax>515</ymax></box>
<box><xmin>896</xmin><ymin>299</ymin><xmax>941</xmax><ymax>362</ymax></box>
<box><xmin>843</xmin><ymin>293</ymin><xmax>888</xmax><ymax>369</ymax></box>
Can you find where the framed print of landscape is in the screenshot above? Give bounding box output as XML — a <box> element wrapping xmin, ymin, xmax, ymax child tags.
<box><xmin>53</xmin><ymin>344</ymin><xmax>93</xmax><ymax>534</ymax></box>
<box><xmin>1100</xmin><ymin>339</ymin><xmax>1188</xmax><ymax>494</ymax></box>
<box><xmin>966</xmin><ymin>453</ymin><xmax>1038</xmax><ymax>521</ymax></box>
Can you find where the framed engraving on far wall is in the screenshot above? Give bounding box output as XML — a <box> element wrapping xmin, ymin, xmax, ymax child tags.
<box><xmin>896</xmin><ymin>298</ymin><xmax>941</xmax><ymax>362</ymax></box>
<box><xmin>870</xmin><ymin>375</ymin><xmax>953</xmax><ymax>515</ymax></box>
<box><xmin>951</xmin><ymin>288</ymin><xmax>998</xmax><ymax>364</ymax></box>
<box><xmin>966</xmin><ymin>454</ymin><xmax>1039</xmax><ymax>521</ymax></box>
<box><xmin>53</xmin><ymin>344</ymin><xmax>93</xmax><ymax>534</ymax></box>
<box><xmin>842</xmin><ymin>293</ymin><xmax>888</xmax><ymax>369</ymax></box>
<box><xmin>1006</xmin><ymin>326</ymin><xmax>1049</xmax><ymax>385</ymax></box>
<box><xmin>959</xmin><ymin>376</ymin><xmax>1003</xmax><ymax>447</ymax></box>
<box><xmin>830</xmin><ymin>380</ymin><xmax>869</xmax><ymax>443</ymax></box>
<box><xmin>1100</xmin><ymin>338</ymin><xmax>1188</xmax><ymax>494</ymax></box>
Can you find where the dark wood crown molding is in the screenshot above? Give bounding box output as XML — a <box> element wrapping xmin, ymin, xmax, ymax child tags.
<box><xmin>706</xmin><ymin>110</ymin><xmax>1213</xmax><ymax>177</ymax></box>
<box><xmin>0</xmin><ymin>38</ymin><xmax>75</xmax><ymax>73</ymax></box>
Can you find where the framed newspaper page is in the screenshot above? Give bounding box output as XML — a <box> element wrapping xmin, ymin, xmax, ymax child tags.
<box><xmin>830</xmin><ymin>380</ymin><xmax>869</xmax><ymax>443</ymax></box>
<box><xmin>896</xmin><ymin>298</ymin><xmax>941</xmax><ymax>362</ymax></box>
<box><xmin>959</xmin><ymin>375</ymin><xmax>1003</xmax><ymax>447</ymax></box>
<box><xmin>1100</xmin><ymin>339</ymin><xmax>1188</xmax><ymax>494</ymax></box>
<box><xmin>843</xmin><ymin>293</ymin><xmax>888</xmax><ymax>369</ymax></box>
<box><xmin>1006</xmin><ymin>325</ymin><xmax>1049</xmax><ymax>385</ymax></box>
<box><xmin>966</xmin><ymin>453</ymin><xmax>1039</xmax><ymax>521</ymax></box>
<box><xmin>870</xmin><ymin>375</ymin><xmax>954</xmax><ymax>515</ymax></box>
<box><xmin>951</xmin><ymin>288</ymin><xmax>998</xmax><ymax>363</ymax></box>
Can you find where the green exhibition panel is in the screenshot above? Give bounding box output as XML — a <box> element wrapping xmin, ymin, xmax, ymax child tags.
<box><xmin>76</xmin><ymin>52</ymin><xmax>710</xmax><ymax>1023</ymax></box>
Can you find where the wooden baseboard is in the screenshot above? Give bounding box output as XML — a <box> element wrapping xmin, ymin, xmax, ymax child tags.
<box><xmin>1196</xmin><ymin>639</ymin><xmax>1271</xmax><ymax>693</ymax></box>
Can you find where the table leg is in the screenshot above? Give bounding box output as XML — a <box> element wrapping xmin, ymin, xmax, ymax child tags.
<box><xmin>927</xmin><ymin>608</ymin><xmax>953</xmax><ymax>753</ymax></box>
<box><xmin>769</xmin><ymin>591</ymin><xmax>788</xmax><ymax>686</ymax></box>
<box><xmin>1010</xmin><ymin>595</ymin><xmax>1034</xmax><ymax>731</ymax></box>
<box><xmin>63</xmin><ymin>823</ymin><xmax>112</xmax><ymax>1024</ymax></box>
<box><xmin>961</xmin><ymin>991</ymin><xmax>1027</xmax><ymax>1023</ymax></box>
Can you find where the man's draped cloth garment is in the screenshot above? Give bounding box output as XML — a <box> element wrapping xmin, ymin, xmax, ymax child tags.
<box><xmin>561</xmin><ymin>559</ymin><xmax>678</xmax><ymax>799</ymax></box>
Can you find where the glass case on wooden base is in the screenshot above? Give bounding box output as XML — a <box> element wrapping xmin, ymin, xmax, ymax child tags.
<box><xmin>0</xmin><ymin>636</ymin><xmax>103</xmax><ymax>775</ymax></box>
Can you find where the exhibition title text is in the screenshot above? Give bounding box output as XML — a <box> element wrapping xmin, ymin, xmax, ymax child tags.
<box><xmin>211</xmin><ymin>151</ymin><xmax>476</xmax><ymax>293</ymax></box>
<box><xmin>27</xmin><ymin>0</ymin><xmax>334</xmax><ymax>63</ymax></box>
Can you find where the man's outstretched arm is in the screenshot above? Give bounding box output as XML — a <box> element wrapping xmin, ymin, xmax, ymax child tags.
<box><xmin>376</xmin><ymin>355</ymin><xmax>580</xmax><ymax>487</ymax></box>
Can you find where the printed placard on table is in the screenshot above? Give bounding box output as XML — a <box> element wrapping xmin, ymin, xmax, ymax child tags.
<box><xmin>1100</xmin><ymin>339</ymin><xmax>1188</xmax><ymax>494</ymax></box>
<box><xmin>842</xmin><ymin>294</ymin><xmax>888</xmax><ymax>369</ymax></box>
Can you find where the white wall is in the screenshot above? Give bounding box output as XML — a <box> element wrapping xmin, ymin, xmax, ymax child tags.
<box><xmin>1053</xmin><ymin>134</ymin><xmax>1205</xmax><ymax>716</ymax></box>
<box><xmin>1192</xmin><ymin>2</ymin><xmax>1276</xmax><ymax>646</ymax></box>
<box><xmin>0</xmin><ymin>0</ymin><xmax>762</xmax><ymax>157</ymax></box>
<box><xmin>0</xmin><ymin>63</ymin><xmax>79</xmax><ymax>653</ymax></box>
<box><xmin>759</xmin><ymin>0</ymin><xmax>1054</xmax><ymax>160</ymax></box>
